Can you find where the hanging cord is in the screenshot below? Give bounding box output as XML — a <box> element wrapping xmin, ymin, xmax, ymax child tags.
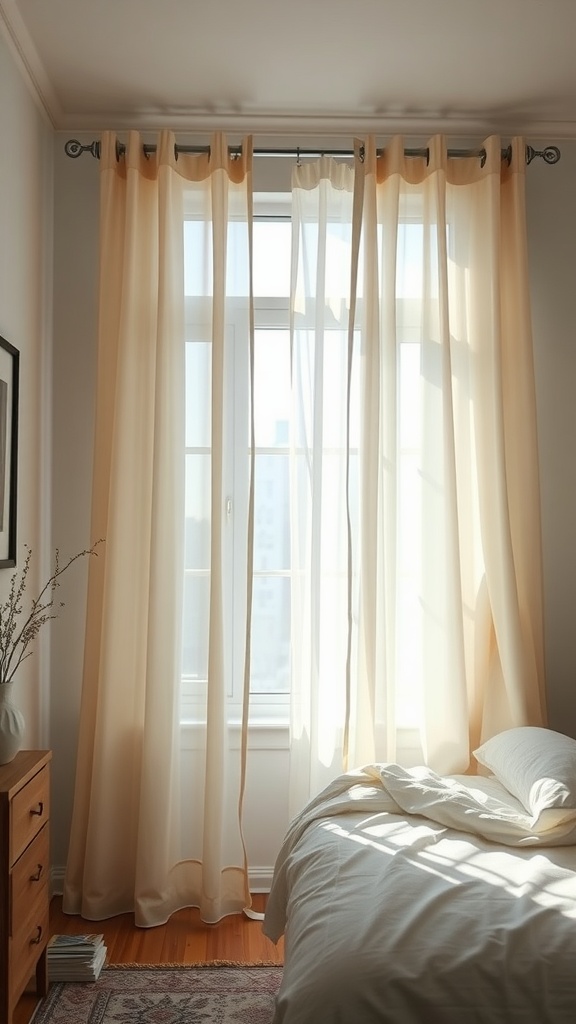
<box><xmin>64</xmin><ymin>139</ymin><xmax>561</xmax><ymax>166</ymax></box>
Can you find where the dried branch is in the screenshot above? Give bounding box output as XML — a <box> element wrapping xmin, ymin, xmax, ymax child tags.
<box><xmin>0</xmin><ymin>540</ymin><xmax>104</xmax><ymax>685</ymax></box>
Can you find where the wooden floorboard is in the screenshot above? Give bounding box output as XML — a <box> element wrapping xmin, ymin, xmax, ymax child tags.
<box><xmin>15</xmin><ymin>893</ymin><xmax>283</xmax><ymax>1024</ymax></box>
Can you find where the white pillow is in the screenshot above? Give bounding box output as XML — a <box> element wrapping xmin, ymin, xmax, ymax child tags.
<box><xmin>473</xmin><ymin>726</ymin><xmax>576</xmax><ymax>817</ymax></box>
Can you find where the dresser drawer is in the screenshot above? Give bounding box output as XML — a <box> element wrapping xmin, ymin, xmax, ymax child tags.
<box><xmin>10</xmin><ymin>765</ymin><xmax>50</xmax><ymax>864</ymax></box>
<box><xmin>10</xmin><ymin>898</ymin><xmax>49</xmax><ymax>1011</ymax></box>
<box><xmin>0</xmin><ymin>751</ymin><xmax>51</xmax><ymax>1024</ymax></box>
<box><xmin>11</xmin><ymin>823</ymin><xmax>49</xmax><ymax>935</ymax></box>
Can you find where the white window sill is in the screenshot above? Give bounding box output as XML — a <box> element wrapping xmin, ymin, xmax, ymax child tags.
<box><xmin>180</xmin><ymin>718</ymin><xmax>290</xmax><ymax>751</ymax></box>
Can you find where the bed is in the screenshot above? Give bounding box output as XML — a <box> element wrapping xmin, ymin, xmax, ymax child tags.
<box><xmin>263</xmin><ymin>727</ymin><xmax>576</xmax><ymax>1023</ymax></box>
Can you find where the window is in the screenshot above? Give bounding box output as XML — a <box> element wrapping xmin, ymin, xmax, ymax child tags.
<box><xmin>181</xmin><ymin>188</ymin><xmax>440</xmax><ymax>730</ymax></box>
<box><xmin>182</xmin><ymin>194</ymin><xmax>293</xmax><ymax>723</ymax></box>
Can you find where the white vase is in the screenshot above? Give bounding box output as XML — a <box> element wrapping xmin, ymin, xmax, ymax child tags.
<box><xmin>0</xmin><ymin>683</ymin><xmax>25</xmax><ymax>765</ymax></box>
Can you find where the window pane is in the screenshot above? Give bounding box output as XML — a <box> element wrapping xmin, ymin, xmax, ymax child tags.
<box><xmin>396</xmin><ymin>588</ymin><xmax>422</xmax><ymax>726</ymax></box>
<box><xmin>322</xmin><ymin>330</ymin><xmax>357</xmax><ymax>448</ymax></box>
<box><xmin>254</xmin><ymin>330</ymin><xmax>290</xmax><ymax>447</ymax></box>
<box><xmin>184</xmin><ymin>220</ymin><xmax>211</xmax><ymax>297</ymax></box>
<box><xmin>400</xmin><ymin>342</ymin><xmax>422</xmax><ymax>450</ymax></box>
<box><xmin>185</xmin><ymin>341</ymin><xmax>211</xmax><ymax>448</ymax></box>
<box><xmin>185</xmin><ymin>454</ymin><xmax>210</xmax><ymax>560</ymax></box>
<box><xmin>184</xmin><ymin>220</ymin><xmax>250</xmax><ymax>296</ymax></box>
<box><xmin>182</xmin><ymin>573</ymin><xmax>209</xmax><ymax>680</ymax></box>
<box><xmin>250</xmin><ymin>575</ymin><xmax>290</xmax><ymax>693</ymax></box>
<box><xmin>397</xmin><ymin>222</ymin><xmax>424</xmax><ymax>299</ymax></box>
<box><xmin>292</xmin><ymin>329</ymin><xmax>360</xmax><ymax>450</ymax></box>
<box><xmin>253</xmin><ymin>221</ymin><xmax>291</xmax><ymax>296</ymax></box>
<box><xmin>254</xmin><ymin>454</ymin><xmax>290</xmax><ymax>571</ymax></box>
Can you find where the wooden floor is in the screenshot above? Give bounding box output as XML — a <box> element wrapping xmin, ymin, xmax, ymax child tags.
<box><xmin>15</xmin><ymin>893</ymin><xmax>283</xmax><ymax>1024</ymax></box>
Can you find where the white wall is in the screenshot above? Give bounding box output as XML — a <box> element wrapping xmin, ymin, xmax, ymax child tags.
<box><xmin>0</xmin><ymin>32</ymin><xmax>53</xmax><ymax>744</ymax></box>
<box><xmin>47</xmin><ymin>132</ymin><xmax>576</xmax><ymax>883</ymax></box>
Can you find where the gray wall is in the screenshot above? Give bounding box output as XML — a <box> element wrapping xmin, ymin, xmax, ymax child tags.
<box><xmin>527</xmin><ymin>143</ymin><xmax>576</xmax><ymax>732</ymax></box>
<box><xmin>0</xmin><ymin>31</ymin><xmax>54</xmax><ymax>742</ymax></box>
<box><xmin>50</xmin><ymin>134</ymin><xmax>99</xmax><ymax>870</ymax></box>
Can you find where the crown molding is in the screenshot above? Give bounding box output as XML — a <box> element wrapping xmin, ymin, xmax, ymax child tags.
<box><xmin>0</xmin><ymin>0</ymin><xmax>62</xmax><ymax>127</ymax></box>
<box><xmin>57</xmin><ymin>108</ymin><xmax>576</xmax><ymax>142</ymax></box>
<box><xmin>2</xmin><ymin>1</ymin><xmax>575</xmax><ymax>143</ymax></box>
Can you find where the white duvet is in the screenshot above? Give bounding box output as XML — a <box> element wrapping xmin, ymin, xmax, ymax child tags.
<box><xmin>263</xmin><ymin>764</ymin><xmax>576</xmax><ymax>1023</ymax></box>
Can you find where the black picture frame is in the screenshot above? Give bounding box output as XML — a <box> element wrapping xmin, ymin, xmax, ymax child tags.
<box><xmin>0</xmin><ymin>337</ymin><xmax>19</xmax><ymax>568</ymax></box>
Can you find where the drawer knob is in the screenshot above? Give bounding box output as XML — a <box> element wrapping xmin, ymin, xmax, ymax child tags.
<box><xmin>30</xmin><ymin>801</ymin><xmax>44</xmax><ymax>817</ymax></box>
<box><xmin>31</xmin><ymin>925</ymin><xmax>43</xmax><ymax>945</ymax></box>
<box><xmin>30</xmin><ymin>863</ymin><xmax>44</xmax><ymax>882</ymax></box>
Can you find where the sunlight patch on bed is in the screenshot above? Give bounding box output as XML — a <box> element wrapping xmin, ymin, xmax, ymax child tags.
<box><xmin>422</xmin><ymin>844</ymin><xmax>576</xmax><ymax>914</ymax></box>
<box><xmin>318</xmin><ymin>817</ymin><xmax>576</xmax><ymax>911</ymax></box>
<box><xmin>318</xmin><ymin>819</ymin><xmax>459</xmax><ymax>886</ymax></box>
<box><xmin>320</xmin><ymin>820</ymin><xmax>396</xmax><ymax>857</ymax></box>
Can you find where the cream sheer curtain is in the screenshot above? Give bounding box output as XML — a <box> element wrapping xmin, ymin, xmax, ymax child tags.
<box><xmin>63</xmin><ymin>131</ymin><xmax>254</xmax><ymax>927</ymax></box>
<box><xmin>62</xmin><ymin>128</ymin><xmax>546</xmax><ymax>922</ymax></box>
<box><xmin>288</xmin><ymin>134</ymin><xmax>546</xmax><ymax>815</ymax></box>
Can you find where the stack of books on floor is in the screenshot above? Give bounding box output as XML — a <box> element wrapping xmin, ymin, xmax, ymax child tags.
<box><xmin>47</xmin><ymin>934</ymin><xmax>107</xmax><ymax>982</ymax></box>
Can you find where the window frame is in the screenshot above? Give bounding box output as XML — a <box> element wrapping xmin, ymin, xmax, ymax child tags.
<box><xmin>181</xmin><ymin>200</ymin><xmax>294</xmax><ymax>726</ymax></box>
<box><xmin>180</xmin><ymin>189</ymin><xmax>438</xmax><ymax>734</ymax></box>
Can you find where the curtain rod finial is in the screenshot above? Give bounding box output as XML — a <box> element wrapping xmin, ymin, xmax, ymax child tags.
<box><xmin>525</xmin><ymin>145</ymin><xmax>561</xmax><ymax>165</ymax></box>
<box><xmin>64</xmin><ymin>139</ymin><xmax>101</xmax><ymax>159</ymax></box>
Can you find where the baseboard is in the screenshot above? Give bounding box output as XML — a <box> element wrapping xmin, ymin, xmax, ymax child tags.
<box><xmin>50</xmin><ymin>865</ymin><xmax>274</xmax><ymax>897</ymax></box>
<box><xmin>51</xmin><ymin>865</ymin><xmax>66</xmax><ymax>894</ymax></box>
<box><xmin>246</xmin><ymin>867</ymin><xmax>274</xmax><ymax>893</ymax></box>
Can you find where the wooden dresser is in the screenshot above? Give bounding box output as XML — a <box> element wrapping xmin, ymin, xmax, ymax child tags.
<box><xmin>0</xmin><ymin>750</ymin><xmax>51</xmax><ymax>1024</ymax></box>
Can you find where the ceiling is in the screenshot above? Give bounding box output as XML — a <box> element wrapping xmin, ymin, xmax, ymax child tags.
<box><xmin>2</xmin><ymin>0</ymin><xmax>576</xmax><ymax>139</ymax></box>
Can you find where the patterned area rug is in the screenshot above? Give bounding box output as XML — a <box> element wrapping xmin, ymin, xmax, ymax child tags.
<box><xmin>32</xmin><ymin>964</ymin><xmax>283</xmax><ymax>1024</ymax></box>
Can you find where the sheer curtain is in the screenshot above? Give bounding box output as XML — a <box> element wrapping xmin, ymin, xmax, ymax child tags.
<box><xmin>63</xmin><ymin>131</ymin><xmax>254</xmax><ymax>926</ymax></box>
<box><xmin>288</xmin><ymin>135</ymin><xmax>546</xmax><ymax>815</ymax></box>
<box><xmin>62</xmin><ymin>128</ymin><xmax>547</xmax><ymax>919</ymax></box>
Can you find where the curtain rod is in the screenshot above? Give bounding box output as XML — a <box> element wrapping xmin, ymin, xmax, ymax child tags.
<box><xmin>64</xmin><ymin>139</ymin><xmax>561</xmax><ymax>166</ymax></box>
